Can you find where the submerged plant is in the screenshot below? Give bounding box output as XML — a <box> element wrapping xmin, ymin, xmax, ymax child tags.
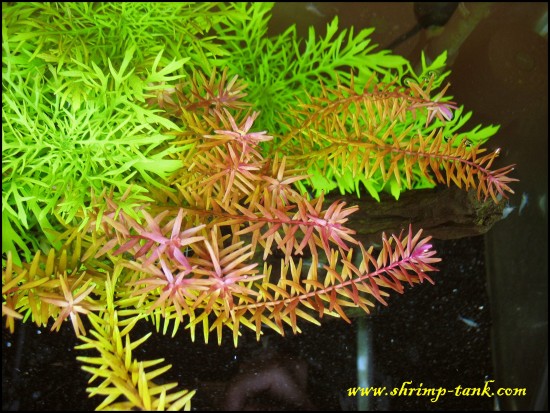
<box><xmin>2</xmin><ymin>2</ymin><xmax>516</xmax><ymax>410</ymax></box>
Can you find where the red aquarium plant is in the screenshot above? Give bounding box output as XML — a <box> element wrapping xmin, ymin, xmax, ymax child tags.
<box><xmin>2</xmin><ymin>68</ymin><xmax>515</xmax><ymax>409</ymax></box>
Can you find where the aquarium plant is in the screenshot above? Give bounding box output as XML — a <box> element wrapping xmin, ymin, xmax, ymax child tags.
<box><xmin>2</xmin><ymin>3</ymin><xmax>516</xmax><ymax>410</ymax></box>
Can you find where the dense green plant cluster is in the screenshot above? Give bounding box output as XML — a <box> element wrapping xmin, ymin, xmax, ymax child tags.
<box><xmin>2</xmin><ymin>2</ymin><xmax>516</xmax><ymax>411</ymax></box>
<box><xmin>3</xmin><ymin>2</ymin><xmax>238</xmax><ymax>264</ymax></box>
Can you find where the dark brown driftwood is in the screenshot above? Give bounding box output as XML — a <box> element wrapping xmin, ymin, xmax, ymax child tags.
<box><xmin>325</xmin><ymin>186</ymin><xmax>506</xmax><ymax>245</ymax></box>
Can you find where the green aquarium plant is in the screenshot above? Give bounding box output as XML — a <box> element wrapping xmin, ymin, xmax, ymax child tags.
<box><xmin>2</xmin><ymin>2</ymin><xmax>516</xmax><ymax>410</ymax></box>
